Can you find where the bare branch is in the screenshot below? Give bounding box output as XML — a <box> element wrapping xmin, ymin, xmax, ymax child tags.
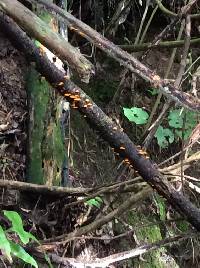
<box><xmin>43</xmin><ymin>232</ymin><xmax>198</xmax><ymax>267</ymax></box>
<box><xmin>0</xmin><ymin>0</ymin><xmax>94</xmax><ymax>82</ymax></box>
<box><xmin>31</xmin><ymin>0</ymin><xmax>200</xmax><ymax>111</ymax></box>
<box><xmin>2</xmin><ymin>14</ymin><xmax>200</xmax><ymax>231</ymax></box>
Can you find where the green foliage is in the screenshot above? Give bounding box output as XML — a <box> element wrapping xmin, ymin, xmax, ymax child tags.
<box><xmin>4</xmin><ymin>211</ymin><xmax>37</xmax><ymax>244</ymax></box>
<box><xmin>153</xmin><ymin>193</ymin><xmax>166</xmax><ymax>221</ymax></box>
<box><xmin>169</xmin><ymin>109</ymin><xmax>197</xmax><ymax>140</ymax></box>
<box><xmin>154</xmin><ymin>126</ymin><xmax>174</xmax><ymax>148</ymax></box>
<box><xmin>155</xmin><ymin>109</ymin><xmax>198</xmax><ymax>148</ymax></box>
<box><xmin>85</xmin><ymin>196</ymin><xmax>103</xmax><ymax>208</ymax></box>
<box><xmin>123</xmin><ymin>107</ymin><xmax>149</xmax><ymax>125</ymax></box>
<box><xmin>123</xmin><ymin>105</ymin><xmax>198</xmax><ymax>148</ymax></box>
<box><xmin>0</xmin><ymin>225</ymin><xmax>12</xmax><ymax>263</ymax></box>
<box><xmin>168</xmin><ymin>109</ymin><xmax>184</xmax><ymax>128</ymax></box>
<box><xmin>9</xmin><ymin>241</ymin><xmax>38</xmax><ymax>268</ymax></box>
<box><xmin>147</xmin><ymin>87</ymin><xmax>159</xmax><ymax>96</ymax></box>
<box><xmin>176</xmin><ymin>220</ymin><xmax>189</xmax><ymax>232</ymax></box>
<box><xmin>0</xmin><ymin>211</ymin><xmax>38</xmax><ymax>267</ymax></box>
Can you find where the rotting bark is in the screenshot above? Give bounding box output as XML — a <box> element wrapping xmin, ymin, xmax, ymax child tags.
<box><xmin>0</xmin><ymin>0</ymin><xmax>94</xmax><ymax>83</ymax></box>
<box><xmin>31</xmin><ymin>0</ymin><xmax>200</xmax><ymax>111</ymax></box>
<box><xmin>1</xmin><ymin>14</ymin><xmax>200</xmax><ymax>231</ymax></box>
<box><xmin>26</xmin><ymin>2</ymin><xmax>68</xmax><ymax>186</ymax></box>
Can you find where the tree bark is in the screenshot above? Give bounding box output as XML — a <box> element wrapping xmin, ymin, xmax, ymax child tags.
<box><xmin>0</xmin><ymin>0</ymin><xmax>94</xmax><ymax>83</ymax></box>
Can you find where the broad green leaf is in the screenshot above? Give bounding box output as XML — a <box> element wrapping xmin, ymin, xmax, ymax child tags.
<box><xmin>185</xmin><ymin>111</ymin><xmax>197</xmax><ymax>128</ymax></box>
<box><xmin>86</xmin><ymin>198</ymin><xmax>101</xmax><ymax>208</ymax></box>
<box><xmin>154</xmin><ymin>126</ymin><xmax>174</xmax><ymax>148</ymax></box>
<box><xmin>175</xmin><ymin>129</ymin><xmax>192</xmax><ymax>140</ymax></box>
<box><xmin>168</xmin><ymin>109</ymin><xmax>197</xmax><ymax>130</ymax></box>
<box><xmin>95</xmin><ymin>196</ymin><xmax>103</xmax><ymax>203</ymax></box>
<box><xmin>0</xmin><ymin>225</ymin><xmax>12</xmax><ymax>263</ymax></box>
<box><xmin>4</xmin><ymin>211</ymin><xmax>37</xmax><ymax>244</ymax></box>
<box><xmin>168</xmin><ymin>109</ymin><xmax>183</xmax><ymax>128</ymax></box>
<box><xmin>123</xmin><ymin>107</ymin><xmax>149</xmax><ymax>125</ymax></box>
<box><xmin>9</xmin><ymin>241</ymin><xmax>38</xmax><ymax>268</ymax></box>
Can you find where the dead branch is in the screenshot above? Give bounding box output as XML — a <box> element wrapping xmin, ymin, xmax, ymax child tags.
<box><xmin>0</xmin><ymin>13</ymin><xmax>200</xmax><ymax>230</ymax></box>
<box><xmin>1</xmin><ymin>14</ymin><xmax>200</xmax><ymax>231</ymax></box>
<box><xmin>0</xmin><ymin>177</ymin><xmax>141</xmax><ymax>198</ymax></box>
<box><xmin>120</xmin><ymin>38</ymin><xmax>200</xmax><ymax>52</ymax></box>
<box><xmin>41</xmin><ymin>187</ymin><xmax>151</xmax><ymax>244</ymax></box>
<box><xmin>44</xmin><ymin>232</ymin><xmax>198</xmax><ymax>267</ymax></box>
<box><xmin>0</xmin><ymin>179</ymin><xmax>92</xmax><ymax>196</ymax></box>
<box><xmin>31</xmin><ymin>0</ymin><xmax>200</xmax><ymax>111</ymax></box>
<box><xmin>155</xmin><ymin>0</ymin><xmax>199</xmax><ymax>18</ymax></box>
<box><xmin>0</xmin><ymin>0</ymin><xmax>94</xmax><ymax>83</ymax></box>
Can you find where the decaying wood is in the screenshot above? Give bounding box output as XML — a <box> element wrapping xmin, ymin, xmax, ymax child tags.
<box><xmin>1</xmin><ymin>14</ymin><xmax>200</xmax><ymax>231</ymax></box>
<box><xmin>0</xmin><ymin>0</ymin><xmax>94</xmax><ymax>82</ymax></box>
<box><xmin>45</xmin><ymin>232</ymin><xmax>197</xmax><ymax>267</ymax></box>
<box><xmin>32</xmin><ymin>0</ymin><xmax>200</xmax><ymax>111</ymax></box>
<box><xmin>0</xmin><ymin>179</ymin><xmax>92</xmax><ymax>195</ymax></box>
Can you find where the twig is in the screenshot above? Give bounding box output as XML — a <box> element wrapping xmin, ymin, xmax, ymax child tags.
<box><xmin>174</xmin><ymin>15</ymin><xmax>191</xmax><ymax>88</ymax></box>
<box><xmin>2</xmin><ymin>14</ymin><xmax>200</xmax><ymax>230</ymax></box>
<box><xmin>0</xmin><ymin>180</ymin><xmax>93</xmax><ymax>195</ymax></box>
<box><xmin>119</xmin><ymin>38</ymin><xmax>200</xmax><ymax>52</ymax></box>
<box><xmin>158</xmin><ymin>130</ymin><xmax>200</xmax><ymax>168</ymax></box>
<box><xmin>45</xmin><ymin>232</ymin><xmax>198</xmax><ymax>267</ymax></box>
<box><xmin>142</xmin><ymin>0</ymin><xmax>198</xmax><ymax>59</ymax></box>
<box><xmin>28</xmin><ymin>0</ymin><xmax>200</xmax><ymax>111</ymax></box>
<box><xmin>161</xmin><ymin>151</ymin><xmax>200</xmax><ymax>173</ymax></box>
<box><xmin>134</xmin><ymin>0</ymin><xmax>151</xmax><ymax>45</ymax></box>
<box><xmin>41</xmin><ymin>187</ymin><xmax>151</xmax><ymax>244</ymax></box>
<box><xmin>105</xmin><ymin>0</ymin><xmax>132</xmax><ymax>36</ymax></box>
<box><xmin>155</xmin><ymin>0</ymin><xmax>199</xmax><ymax>18</ymax></box>
<box><xmin>0</xmin><ymin>0</ymin><xmax>94</xmax><ymax>83</ymax></box>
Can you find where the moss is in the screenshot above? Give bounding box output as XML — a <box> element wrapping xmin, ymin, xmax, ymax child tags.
<box><xmin>127</xmin><ymin>211</ymin><xmax>178</xmax><ymax>268</ymax></box>
<box><xmin>26</xmin><ymin>68</ymin><xmax>66</xmax><ymax>186</ymax></box>
<box><xmin>26</xmin><ymin>67</ymin><xmax>50</xmax><ymax>184</ymax></box>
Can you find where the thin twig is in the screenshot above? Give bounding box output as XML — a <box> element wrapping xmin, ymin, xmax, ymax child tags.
<box><xmin>44</xmin><ymin>232</ymin><xmax>198</xmax><ymax>267</ymax></box>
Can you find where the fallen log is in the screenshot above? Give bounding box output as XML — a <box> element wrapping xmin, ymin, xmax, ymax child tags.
<box><xmin>0</xmin><ymin>0</ymin><xmax>94</xmax><ymax>82</ymax></box>
<box><xmin>1</xmin><ymin>13</ymin><xmax>200</xmax><ymax>231</ymax></box>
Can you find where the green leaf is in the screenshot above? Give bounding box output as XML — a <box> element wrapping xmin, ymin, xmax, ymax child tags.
<box><xmin>86</xmin><ymin>198</ymin><xmax>101</xmax><ymax>208</ymax></box>
<box><xmin>35</xmin><ymin>40</ymin><xmax>41</xmax><ymax>48</ymax></box>
<box><xmin>9</xmin><ymin>241</ymin><xmax>38</xmax><ymax>268</ymax></box>
<box><xmin>147</xmin><ymin>87</ymin><xmax>158</xmax><ymax>96</ymax></box>
<box><xmin>175</xmin><ymin>129</ymin><xmax>192</xmax><ymax>140</ymax></box>
<box><xmin>168</xmin><ymin>109</ymin><xmax>183</xmax><ymax>128</ymax></box>
<box><xmin>176</xmin><ymin>221</ymin><xmax>189</xmax><ymax>232</ymax></box>
<box><xmin>154</xmin><ymin>126</ymin><xmax>174</xmax><ymax>148</ymax></box>
<box><xmin>4</xmin><ymin>211</ymin><xmax>37</xmax><ymax>245</ymax></box>
<box><xmin>0</xmin><ymin>225</ymin><xmax>12</xmax><ymax>263</ymax></box>
<box><xmin>123</xmin><ymin>107</ymin><xmax>149</xmax><ymax>125</ymax></box>
<box><xmin>168</xmin><ymin>109</ymin><xmax>197</xmax><ymax>130</ymax></box>
<box><xmin>95</xmin><ymin>196</ymin><xmax>103</xmax><ymax>203</ymax></box>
